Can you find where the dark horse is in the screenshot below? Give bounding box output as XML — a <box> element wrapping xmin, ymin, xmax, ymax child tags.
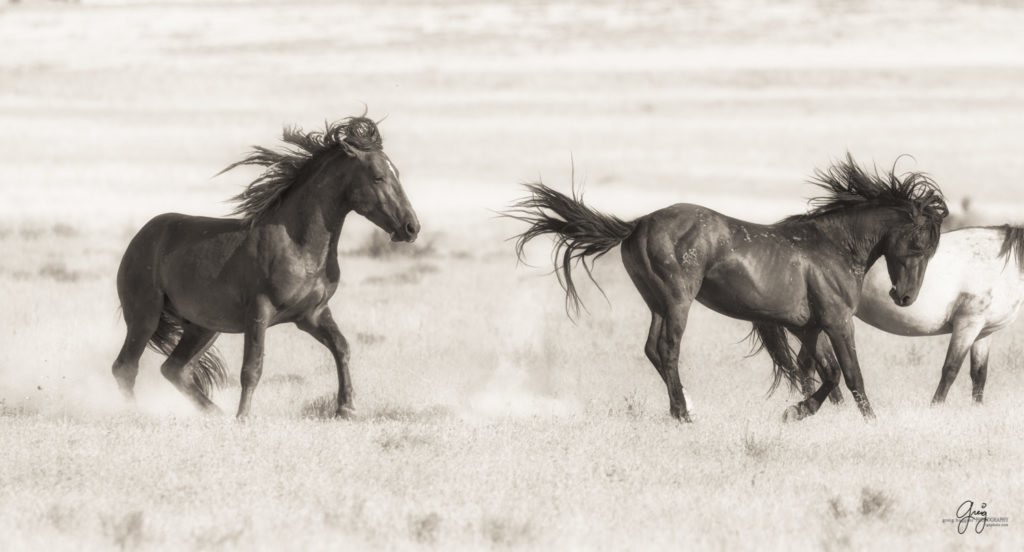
<box><xmin>509</xmin><ymin>155</ymin><xmax>947</xmax><ymax>422</ymax></box>
<box><xmin>112</xmin><ymin>116</ymin><xmax>420</xmax><ymax>418</ymax></box>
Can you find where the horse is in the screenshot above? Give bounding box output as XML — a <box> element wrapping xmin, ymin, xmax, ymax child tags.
<box><xmin>111</xmin><ymin>116</ymin><xmax>420</xmax><ymax>418</ymax></box>
<box><xmin>508</xmin><ymin>155</ymin><xmax>948</xmax><ymax>422</ymax></box>
<box><xmin>796</xmin><ymin>225</ymin><xmax>1024</xmax><ymax>405</ymax></box>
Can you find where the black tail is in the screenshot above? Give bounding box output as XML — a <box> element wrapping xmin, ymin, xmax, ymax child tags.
<box><xmin>148</xmin><ymin>311</ymin><xmax>227</xmax><ymax>395</ymax></box>
<box><xmin>747</xmin><ymin>322</ymin><xmax>802</xmax><ymax>396</ymax></box>
<box><xmin>507</xmin><ymin>182</ymin><xmax>637</xmax><ymax>317</ymax></box>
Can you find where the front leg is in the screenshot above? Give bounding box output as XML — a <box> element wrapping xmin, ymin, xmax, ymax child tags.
<box><xmin>237</xmin><ymin>297</ymin><xmax>272</xmax><ymax>419</ymax></box>
<box><xmin>825</xmin><ymin>317</ymin><xmax>875</xmax><ymax>420</ymax></box>
<box><xmin>296</xmin><ymin>308</ymin><xmax>354</xmax><ymax>418</ymax></box>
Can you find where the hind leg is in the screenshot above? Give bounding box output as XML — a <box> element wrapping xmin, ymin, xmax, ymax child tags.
<box><xmin>112</xmin><ymin>317</ymin><xmax>158</xmax><ymax>400</ymax></box>
<box><xmin>784</xmin><ymin>330</ymin><xmax>842</xmax><ymax>422</ymax></box>
<box><xmin>969</xmin><ymin>336</ymin><xmax>990</xmax><ymax>404</ymax></box>
<box><xmin>160</xmin><ymin>323</ymin><xmax>221</xmax><ymax>413</ymax></box>
<box><xmin>112</xmin><ymin>294</ymin><xmax>163</xmax><ymax>401</ymax></box>
<box><xmin>795</xmin><ymin>345</ymin><xmax>817</xmax><ymax>399</ymax></box>
<box><xmin>796</xmin><ymin>333</ymin><xmax>844</xmax><ymax>405</ymax></box>
<box><xmin>658</xmin><ymin>300</ymin><xmax>695</xmax><ymax>421</ymax></box>
<box><xmin>644</xmin><ymin>313</ymin><xmax>665</xmax><ymax>384</ymax></box>
<box><xmin>931</xmin><ymin>320</ymin><xmax>983</xmax><ymax>405</ymax></box>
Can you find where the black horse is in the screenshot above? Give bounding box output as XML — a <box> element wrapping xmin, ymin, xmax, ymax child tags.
<box><xmin>509</xmin><ymin>155</ymin><xmax>947</xmax><ymax>422</ymax></box>
<box><xmin>112</xmin><ymin>116</ymin><xmax>420</xmax><ymax>418</ymax></box>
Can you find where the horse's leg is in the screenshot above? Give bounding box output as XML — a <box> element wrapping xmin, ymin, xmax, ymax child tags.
<box><xmin>621</xmin><ymin>221</ymin><xmax>700</xmax><ymax>421</ymax></box>
<box><xmin>969</xmin><ymin>336</ymin><xmax>990</xmax><ymax>404</ymax></box>
<box><xmin>794</xmin><ymin>333</ymin><xmax>844</xmax><ymax>405</ymax></box>
<box><xmin>111</xmin><ymin>290</ymin><xmax>163</xmax><ymax>401</ymax></box>
<box><xmin>931</xmin><ymin>320</ymin><xmax>984</xmax><ymax>405</ymax></box>
<box><xmin>159</xmin><ymin>323</ymin><xmax>221</xmax><ymax>413</ymax></box>
<box><xmin>296</xmin><ymin>308</ymin><xmax>354</xmax><ymax>418</ymax></box>
<box><xmin>815</xmin><ymin>333</ymin><xmax>844</xmax><ymax>404</ymax></box>
<box><xmin>657</xmin><ymin>298</ymin><xmax>695</xmax><ymax>421</ymax></box>
<box><xmin>824</xmin><ymin>318</ymin><xmax>875</xmax><ymax>419</ymax></box>
<box><xmin>644</xmin><ymin>312</ymin><xmax>666</xmax><ymax>385</ymax></box>
<box><xmin>236</xmin><ymin>301</ymin><xmax>271</xmax><ymax>419</ymax></box>
<box><xmin>783</xmin><ymin>329</ymin><xmax>841</xmax><ymax>421</ymax></box>
<box><xmin>795</xmin><ymin>344</ymin><xmax>817</xmax><ymax>398</ymax></box>
<box><xmin>112</xmin><ymin>312</ymin><xmax>159</xmax><ymax>401</ymax></box>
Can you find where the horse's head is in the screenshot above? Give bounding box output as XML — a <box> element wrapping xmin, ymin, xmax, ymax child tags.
<box><xmin>881</xmin><ymin>197</ymin><xmax>946</xmax><ymax>307</ymax></box>
<box><xmin>339</xmin><ymin>131</ymin><xmax>420</xmax><ymax>243</ymax></box>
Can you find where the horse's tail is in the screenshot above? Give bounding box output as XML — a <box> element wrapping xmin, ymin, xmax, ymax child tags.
<box><xmin>507</xmin><ymin>182</ymin><xmax>637</xmax><ymax>317</ymax></box>
<box><xmin>147</xmin><ymin>311</ymin><xmax>227</xmax><ymax>395</ymax></box>
<box><xmin>747</xmin><ymin>322</ymin><xmax>802</xmax><ymax>396</ymax></box>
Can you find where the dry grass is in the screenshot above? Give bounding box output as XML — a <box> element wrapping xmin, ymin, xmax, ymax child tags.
<box><xmin>1</xmin><ymin>220</ymin><xmax>1022</xmax><ymax>551</ymax></box>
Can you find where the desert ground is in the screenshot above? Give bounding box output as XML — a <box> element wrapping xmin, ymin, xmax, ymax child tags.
<box><xmin>1</xmin><ymin>0</ymin><xmax>1023</xmax><ymax>550</ymax></box>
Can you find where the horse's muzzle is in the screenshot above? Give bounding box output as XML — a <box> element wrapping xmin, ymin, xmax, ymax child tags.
<box><xmin>889</xmin><ymin>287</ymin><xmax>912</xmax><ymax>307</ymax></box>
<box><xmin>390</xmin><ymin>220</ymin><xmax>419</xmax><ymax>243</ymax></box>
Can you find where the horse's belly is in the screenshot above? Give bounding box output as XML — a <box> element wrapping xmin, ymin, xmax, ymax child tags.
<box><xmin>697</xmin><ymin>282</ymin><xmax>810</xmax><ymax>326</ymax></box>
<box><xmin>697</xmin><ymin>254</ymin><xmax>811</xmax><ymax>326</ymax></box>
<box><xmin>165</xmin><ymin>288</ymin><xmax>247</xmax><ymax>333</ymax></box>
<box><xmin>855</xmin><ymin>295</ymin><xmax>951</xmax><ymax>336</ymax></box>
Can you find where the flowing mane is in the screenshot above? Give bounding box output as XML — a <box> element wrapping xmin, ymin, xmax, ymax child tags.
<box><xmin>782</xmin><ymin>154</ymin><xmax>948</xmax><ymax>231</ymax></box>
<box><xmin>218</xmin><ymin>116</ymin><xmax>383</xmax><ymax>223</ymax></box>
<box><xmin>998</xmin><ymin>225</ymin><xmax>1024</xmax><ymax>272</ymax></box>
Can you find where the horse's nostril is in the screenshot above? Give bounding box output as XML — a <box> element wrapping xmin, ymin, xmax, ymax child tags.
<box><xmin>405</xmin><ymin>222</ymin><xmax>418</xmax><ymax>235</ymax></box>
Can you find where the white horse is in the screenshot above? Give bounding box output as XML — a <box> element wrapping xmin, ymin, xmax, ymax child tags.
<box><xmin>800</xmin><ymin>225</ymin><xmax>1024</xmax><ymax>404</ymax></box>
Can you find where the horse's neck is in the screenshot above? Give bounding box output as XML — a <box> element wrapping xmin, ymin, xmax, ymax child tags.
<box><xmin>809</xmin><ymin>207</ymin><xmax>901</xmax><ymax>269</ymax></box>
<box><xmin>263</xmin><ymin>154</ymin><xmax>350</xmax><ymax>257</ymax></box>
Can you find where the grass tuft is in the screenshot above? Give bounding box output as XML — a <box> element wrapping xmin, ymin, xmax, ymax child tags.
<box><xmin>38</xmin><ymin>261</ymin><xmax>82</xmax><ymax>282</ymax></box>
<box><xmin>482</xmin><ymin>517</ymin><xmax>535</xmax><ymax>547</ymax></box>
<box><xmin>101</xmin><ymin>510</ymin><xmax>145</xmax><ymax>551</ymax></box>
<box><xmin>742</xmin><ymin>431</ymin><xmax>775</xmax><ymax>460</ymax></box>
<box><xmin>300</xmin><ymin>394</ymin><xmax>337</xmax><ymax>420</ymax></box>
<box><xmin>409</xmin><ymin>512</ymin><xmax>442</xmax><ymax>544</ymax></box>
<box><xmin>361</xmin><ymin>263</ymin><xmax>439</xmax><ymax>285</ymax></box>
<box><xmin>859</xmin><ymin>487</ymin><xmax>894</xmax><ymax>520</ymax></box>
<box><xmin>264</xmin><ymin>373</ymin><xmax>306</xmax><ymax>386</ymax></box>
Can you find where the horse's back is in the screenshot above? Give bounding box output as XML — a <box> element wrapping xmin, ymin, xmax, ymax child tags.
<box><xmin>624</xmin><ymin>204</ymin><xmax>815</xmax><ymax>325</ymax></box>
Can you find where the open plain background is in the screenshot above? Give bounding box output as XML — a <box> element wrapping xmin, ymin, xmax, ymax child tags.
<box><xmin>1</xmin><ymin>0</ymin><xmax>1024</xmax><ymax>550</ymax></box>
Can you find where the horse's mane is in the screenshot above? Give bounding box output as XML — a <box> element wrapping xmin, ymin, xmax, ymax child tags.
<box><xmin>998</xmin><ymin>225</ymin><xmax>1024</xmax><ymax>272</ymax></box>
<box><xmin>218</xmin><ymin>116</ymin><xmax>383</xmax><ymax>223</ymax></box>
<box><xmin>782</xmin><ymin>154</ymin><xmax>948</xmax><ymax>232</ymax></box>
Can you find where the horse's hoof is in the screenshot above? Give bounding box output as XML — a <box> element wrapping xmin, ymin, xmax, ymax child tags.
<box><xmin>335</xmin><ymin>405</ymin><xmax>358</xmax><ymax>420</ymax></box>
<box><xmin>782</xmin><ymin>404</ymin><xmax>804</xmax><ymax>423</ymax></box>
<box><xmin>669</xmin><ymin>410</ymin><xmax>693</xmax><ymax>423</ymax></box>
